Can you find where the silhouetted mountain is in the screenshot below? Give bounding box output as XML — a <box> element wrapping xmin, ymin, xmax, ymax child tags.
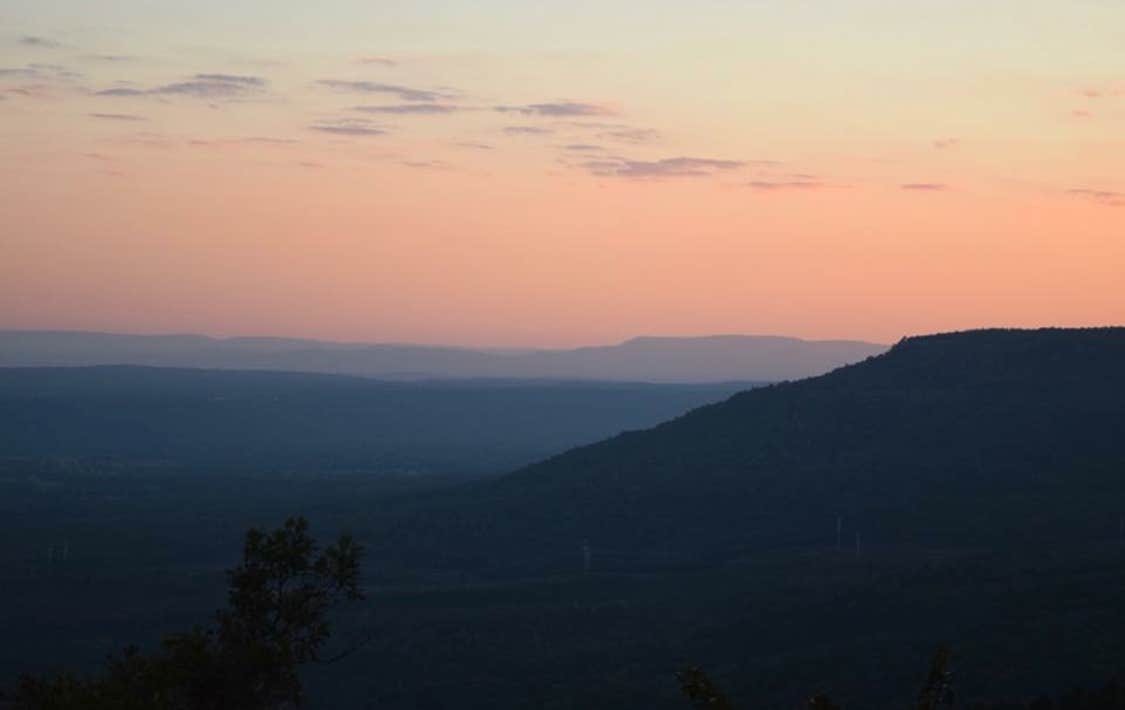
<box><xmin>0</xmin><ymin>367</ymin><xmax>751</xmax><ymax>474</ymax></box>
<box><xmin>380</xmin><ymin>328</ymin><xmax>1125</xmax><ymax>572</ymax></box>
<box><xmin>0</xmin><ymin>330</ymin><xmax>886</xmax><ymax>382</ymax></box>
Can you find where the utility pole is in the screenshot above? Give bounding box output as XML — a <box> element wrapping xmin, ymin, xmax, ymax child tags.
<box><xmin>582</xmin><ymin>540</ymin><xmax>591</xmax><ymax>575</ymax></box>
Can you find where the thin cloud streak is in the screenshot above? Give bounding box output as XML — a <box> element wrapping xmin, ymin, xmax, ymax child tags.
<box><xmin>316</xmin><ymin>79</ymin><xmax>450</xmax><ymax>102</ymax></box>
<box><xmin>582</xmin><ymin>156</ymin><xmax>744</xmax><ymax>178</ymax></box>
<box><xmin>309</xmin><ymin>119</ymin><xmax>387</xmax><ymax>136</ymax></box>
<box><xmin>89</xmin><ymin>112</ymin><xmax>148</xmax><ymax>121</ymax></box>
<box><xmin>193</xmin><ymin>74</ymin><xmax>266</xmax><ymax>86</ymax></box>
<box><xmin>495</xmin><ymin>102</ymin><xmax>614</xmax><ymax>117</ymax></box>
<box><xmin>1068</xmin><ymin>188</ymin><xmax>1124</xmax><ymax>207</ymax></box>
<box><xmin>401</xmin><ymin>160</ymin><xmax>451</xmax><ymax>170</ymax></box>
<box><xmin>0</xmin><ymin>63</ymin><xmax>83</xmax><ymax>81</ymax></box>
<box><xmin>748</xmin><ymin>180</ymin><xmax>824</xmax><ymax>191</ymax></box>
<box><xmin>504</xmin><ymin>126</ymin><xmax>553</xmax><ymax>135</ymax></box>
<box><xmin>599</xmin><ymin>128</ymin><xmax>659</xmax><ymax>144</ymax></box>
<box><xmin>355</xmin><ymin>56</ymin><xmax>398</xmax><ymax>67</ymax></box>
<box><xmin>353</xmin><ymin>104</ymin><xmax>462</xmax><ymax>115</ymax></box>
<box><xmin>19</xmin><ymin>36</ymin><xmax>62</xmax><ymax>48</ymax></box>
<box><xmin>189</xmin><ymin>137</ymin><xmax>299</xmax><ymax>147</ymax></box>
<box><xmin>95</xmin><ymin>74</ymin><xmax>268</xmax><ymax>99</ymax></box>
<box><xmin>84</xmin><ymin>54</ymin><xmax>135</xmax><ymax>62</ymax></box>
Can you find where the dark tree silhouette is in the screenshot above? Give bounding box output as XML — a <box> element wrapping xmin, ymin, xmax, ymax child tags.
<box><xmin>675</xmin><ymin>666</ymin><xmax>733</xmax><ymax>710</ymax></box>
<box><xmin>11</xmin><ymin>517</ymin><xmax>364</xmax><ymax>710</ymax></box>
<box><xmin>679</xmin><ymin>646</ymin><xmax>954</xmax><ymax>710</ymax></box>
<box><xmin>808</xmin><ymin>694</ymin><xmax>841</xmax><ymax>710</ymax></box>
<box><xmin>916</xmin><ymin>645</ymin><xmax>955</xmax><ymax>710</ymax></box>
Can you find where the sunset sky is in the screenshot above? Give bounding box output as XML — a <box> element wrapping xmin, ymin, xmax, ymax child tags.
<box><xmin>1</xmin><ymin>1</ymin><xmax>1122</xmax><ymax>347</ymax></box>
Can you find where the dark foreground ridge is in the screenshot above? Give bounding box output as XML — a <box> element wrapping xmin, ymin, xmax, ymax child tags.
<box><xmin>377</xmin><ymin>327</ymin><xmax>1125</xmax><ymax>573</ymax></box>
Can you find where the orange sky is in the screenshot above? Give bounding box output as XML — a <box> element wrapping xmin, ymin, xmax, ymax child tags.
<box><xmin>1</xmin><ymin>1</ymin><xmax>1122</xmax><ymax>347</ymax></box>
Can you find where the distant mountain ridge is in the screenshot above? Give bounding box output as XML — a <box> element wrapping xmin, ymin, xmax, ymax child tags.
<box><xmin>0</xmin><ymin>330</ymin><xmax>887</xmax><ymax>383</ymax></box>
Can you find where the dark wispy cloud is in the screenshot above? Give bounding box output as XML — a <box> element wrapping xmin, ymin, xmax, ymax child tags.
<box><xmin>316</xmin><ymin>79</ymin><xmax>450</xmax><ymax>102</ymax></box>
<box><xmin>1068</xmin><ymin>188</ymin><xmax>1124</xmax><ymax>207</ymax></box>
<box><xmin>581</xmin><ymin>156</ymin><xmax>744</xmax><ymax>178</ymax></box>
<box><xmin>933</xmin><ymin>138</ymin><xmax>959</xmax><ymax>150</ymax></box>
<box><xmin>310</xmin><ymin>125</ymin><xmax>386</xmax><ymax>136</ymax></box>
<box><xmin>563</xmin><ymin>144</ymin><xmax>603</xmax><ymax>152</ymax></box>
<box><xmin>96</xmin><ymin>74</ymin><xmax>268</xmax><ymax>99</ymax></box>
<box><xmin>84</xmin><ymin>54</ymin><xmax>135</xmax><ymax>62</ymax></box>
<box><xmin>0</xmin><ymin>66</ymin><xmax>37</xmax><ymax>78</ymax></box>
<box><xmin>748</xmin><ymin>180</ymin><xmax>824</xmax><ymax>191</ymax></box>
<box><xmin>0</xmin><ymin>63</ymin><xmax>81</xmax><ymax>100</ymax></box>
<box><xmin>89</xmin><ymin>112</ymin><xmax>148</xmax><ymax>121</ymax></box>
<box><xmin>353</xmin><ymin>103</ymin><xmax>462</xmax><ymax>115</ymax></box>
<box><xmin>19</xmin><ymin>36</ymin><xmax>61</xmax><ymax>48</ymax></box>
<box><xmin>0</xmin><ymin>63</ymin><xmax>82</xmax><ymax>81</ymax></box>
<box><xmin>95</xmin><ymin>87</ymin><xmax>145</xmax><ymax>96</ymax></box>
<box><xmin>495</xmin><ymin>102</ymin><xmax>614</xmax><ymax>117</ymax></box>
<box><xmin>308</xmin><ymin>118</ymin><xmax>387</xmax><ymax>137</ymax></box>
<box><xmin>562</xmin><ymin>122</ymin><xmax>660</xmax><ymax>144</ymax></box>
<box><xmin>4</xmin><ymin>85</ymin><xmax>54</xmax><ymax>99</ymax></box>
<box><xmin>504</xmin><ymin>126</ymin><xmax>553</xmax><ymax>135</ymax></box>
<box><xmin>599</xmin><ymin>127</ymin><xmax>659</xmax><ymax>144</ymax></box>
<box><xmin>194</xmin><ymin>74</ymin><xmax>265</xmax><ymax>86</ymax></box>
<box><xmin>401</xmin><ymin>160</ymin><xmax>451</xmax><ymax>170</ymax></box>
<box><xmin>355</xmin><ymin>56</ymin><xmax>397</xmax><ymax>67</ymax></box>
<box><xmin>454</xmin><ymin>141</ymin><xmax>495</xmax><ymax>150</ymax></box>
<box><xmin>901</xmin><ymin>183</ymin><xmax>948</xmax><ymax>191</ymax></box>
<box><xmin>188</xmin><ymin>137</ymin><xmax>298</xmax><ymax>147</ymax></box>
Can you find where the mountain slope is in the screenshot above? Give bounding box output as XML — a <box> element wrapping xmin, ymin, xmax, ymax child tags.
<box><xmin>0</xmin><ymin>330</ymin><xmax>886</xmax><ymax>382</ymax></box>
<box><xmin>380</xmin><ymin>328</ymin><xmax>1125</xmax><ymax>572</ymax></box>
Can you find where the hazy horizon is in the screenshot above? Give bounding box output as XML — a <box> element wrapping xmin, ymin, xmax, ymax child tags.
<box><xmin>0</xmin><ymin>328</ymin><xmax>891</xmax><ymax>382</ymax></box>
<box><xmin>0</xmin><ymin>326</ymin><xmax>895</xmax><ymax>351</ymax></box>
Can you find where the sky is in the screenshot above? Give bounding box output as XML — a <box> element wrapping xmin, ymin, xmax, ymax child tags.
<box><xmin>0</xmin><ymin>0</ymin><xmax>1122</xmax><ymax>348</ymax></box>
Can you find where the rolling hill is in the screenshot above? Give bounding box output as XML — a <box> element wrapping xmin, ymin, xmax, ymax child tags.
<box><xmin>375</xmin><ymin>328</ymin><xmax>1125</xmax><ymax>572</ymax></box>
